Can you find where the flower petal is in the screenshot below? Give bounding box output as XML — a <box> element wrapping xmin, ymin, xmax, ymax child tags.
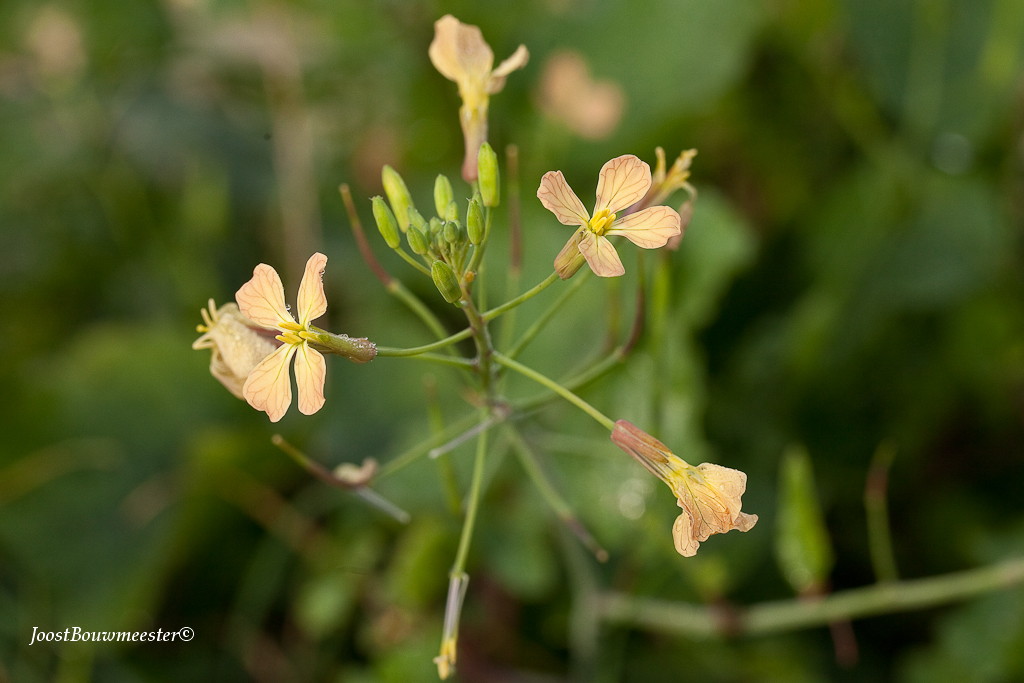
<box><xmin>578</xmin><ymin>231</ymin><xmax>625</xmax><ymax>277</ymax></box>
<box><xmin>594</xmin><ymin>154</ymin><xmax>652</xmax><ymax>215</ymax></box>
<box><xmin>672</xmin><ymin>512</ymin><xmax>701</xmax><ymax>557</ymax></box>
<box><xmin>236</xmin><ymin>264</ymin><xmax>293</xmax><ymax>329</ymax></box>
<box><xmin>537</xmin><ymin>171</ymin><xmax>589</xmax><ymax>227</ymax></box>
<box><xmin>669</xmin><ymin>462</ymin><xmax>758</xmax><ymax>555</ymax></box>
<box><xmin>242</xmin><ymin>344</ymin><xmax>297</xmax><ymax>422</ymax></box>
<box><xmin>296</xmin><ymin>252</ymin><xmax>328</xmax><ymax>325</ymax></box>
<box><xmin>487</xmin><ymin>44</ymin><xmax>529</xmax><ymax>94</ymax></box>
<box><xmin>606</xmin><ymin>205</ymin><xmax>681</xmax><ymax>248</ymax></box>
<box><xmin>428</xmin><ymin>15</ymin><xmax>493</xmax><ymax>88</ymax></box>
<box><xmin>293</xmin><ymin>344</ymin><xmax>327</xmax><ymax>416</ymax></box>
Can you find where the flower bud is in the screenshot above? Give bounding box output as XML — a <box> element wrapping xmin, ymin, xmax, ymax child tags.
<box><xmin>407</xmin><ymin>207</ymin><xmax>428</xmax><ymax>234</ymax></box>
<box><xmin>407</xmin><ymin>224</ymin><xmax>430</xmax><ymax>255</ymax></box>
<box><xmin>477</xmin><ymin>142</ymin><xmax>499</xmax><ymax>207</ymax></box>
<box><xmin>444</xmin><ymin>200</ymin><xmax>460</xmax><ymax>222</ymax></box>
<box><xmin>443</xmin><ymin>219</ymin><xmax>462</xmax><ymax>244</ymax></box>
<box><xmin>431</xmin><ymin>260</ymin><xmax>463</xmax><ymax>304</ymax></box>
<box><xmin>434</xmin><ymin>174</ymin><xmax>454</xmax><ymax>218</ymax></box>
<box><xmin>382</xmin><ymin>165</ymin><xmax>415</xmax><ymax>231</ymax></box>
<box><xmin>553</xmin><ymin>230</ymin><xmax>587</xmax><ymax>279</ymax></box>
<box><xmin>466</xmin><ymin>198</ymin><xmax>484</xmax><ymax>245</ymax></box>
<box><xmin>429</xmin><ymin>217</ymin><xmax>444</xmax><ymax>238</ymax></box>
<box><xmin>371</xmin><ymin>196</ymin><xmax>401</xmax><ymax>249</ymax></box>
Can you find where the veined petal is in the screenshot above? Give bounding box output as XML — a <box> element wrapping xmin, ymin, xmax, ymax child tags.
<box><xmin>670</xmin><ymin>462</ymin><xmax>758</xmax><ymax>556</ymax></box>
<box><xmin>578</xmin><ymin>231</ymin><xmax>625</xmax><ymax>277</ymax></box>
<box><xmin>296</xmin><ymin>252</ymin><xmax>328</xmax><ymax>325</ymax></box>
<box><xmin>537</xmin><ymin>171</ymin><xmax>590</xmax><ymax>227</ymax></box>
<box><xmin>293</xmin><ymin>344</ymin><xmax>327</xmax><ymax>416</ymax></box>
<box><xmin>595</xmin><ymin>154</ymin><xmax>652</xmax><ymax>215</ymax></box>
<box><xmin>487</xmin><ymin>44</ymin><xmax>529</xmax><ymax>94</ymax></box>
<box><xmin>428</xmin><ymin>15</ymin><xmax>493</xmax><ymax>88</ymax></box>
<box><xmin>236</xmin><ymin>264</ymin><xmax>293</xmax><ymax>330</ymax></box>
<box><xmin>607</xmin><ymin>206</ymin><xmax>681</xmax><ymax>248</ymax></box>
<box><xmin>672</xmin><ymin>512</ymin><xmax>701</xmax><ymax>557</ymax></box>
<box><xmin>242</xmin><ymin>343</ymin><xmax>297</xmax><ymax>422</ymax></box>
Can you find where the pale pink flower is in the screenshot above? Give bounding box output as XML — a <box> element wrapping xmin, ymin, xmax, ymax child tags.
<box><xmin>429</xmin><ymin>14</ymin><xmax>528</xmax><ymax>181</ymax></box>
<box><xmin>537</xmin><ymin>155</ymin><xmax>681</xmax><ymax>278</ymax></box>
<box><xmin>235</xmin><ymin>253</ymin><xmax>329</xmax><ymax>422</ymax></box>
<box><xmin>611</xmin><ymin>420</ymin><xmax>757</xmax><ymax>557</ymax></box>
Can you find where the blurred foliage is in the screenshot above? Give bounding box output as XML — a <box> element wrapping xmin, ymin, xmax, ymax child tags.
<box><xmin>1</xmin><ymin>0</ymin><xmax>1023</xmax><ymax>681</ymax></box>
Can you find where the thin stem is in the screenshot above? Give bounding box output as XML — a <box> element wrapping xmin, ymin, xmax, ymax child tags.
<box><xmin>483</xmin><ymin>271</ymin><xmax>560</xmax><ymax>322</ymax></box>
<box><xmin>395</xmin><ymin>245</ymin><xmax>433</xmax><ymax>277</ymax></box>
<box><xmin>386</xmin><ymin>280</ymin><xmax>451</xmax><ymax>342</ymax></box>
<box><xmin>597</xmin><ymin>556</ymin><xmax>1024</xmax><ymax>638</ymax></box>
<box><xmin>507</xmin><ymin>268</ymin><xmax>590</xmax><ymax>359</ymax></box>
<box><xmin>271</xmin><ymin>435</ymin><xmax>409</xmax><ymax>523</ymax></box>
<box><xmin>376</xmin><ymin>328</ymin><xmax>473</xmax><ymax>357</ymax></box>
<box><xmin>865</xmin><ymin>441</ymin><xmax>900</xmax><ymax>582</ymax></box>
<box><xmin>377</xmin><ymin>411</ymin><xmax>480</xmax><ymax>479</ymax></box>
<box><xmin>506</xmin><ymin>427</ymin><xmax>608</xmax><ymax>562</ymax></box>
<box><xmin>451</xmin><ymin>411</ymin><xmax>490</xmax><ymax>574</ymax></box>
<box><xmin>493</xmin><ymin>352</ymin><xmax>616</xmax><ymax>432</ymax></box>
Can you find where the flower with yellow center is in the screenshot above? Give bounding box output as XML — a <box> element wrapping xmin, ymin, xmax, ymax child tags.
<box><xmin>193</xmin><ymin>299</ymin><xmax>279</xmax><ymax>399</ymax></box>
<box><xmin>428</xmin><ymin>14</ymin><xmax>528</xmax><ymax>181</ymax></box>
<box><xmin>538</xmin><ymin>154</ymin><xmax>681</xmax><ymax>278</ymax></box>
<box><xmin>235</xmin><ymin>252</ymin><xmax>330</xmax><ymax>422</ymax></box>
<box><xmin>611</xmin><ymin>420</ymin><xmax>757</xmax><ymax>556</ymax></box>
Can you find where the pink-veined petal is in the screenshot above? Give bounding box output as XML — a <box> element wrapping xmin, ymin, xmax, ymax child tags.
<box><xmin>487</xmin><ymin>44</ymin><xmax>529</xmax><ymax>94</ymax></box>
<box><xmin>537</xmin><ymin>171</ymin><xmax>590</xmax><ymax>227</ymax></box>
<box><xmin>296</xmin><ymin>252</ymin><xmax>328</xmax><ymax>325</ymax></box>
<box><xmin>594</xmin><ymin>154</ymin><xmax>652</xmax><ymax>215</ymax></box>
<box><xmin>293</xmin><ymin>344</ymin><xmax>327</xmax><ymax>416</ymax></box>
<box><xmin>578</xmin><ymin>231</ymin><xmax>625</xmax><ymax>277</ymax></box>
<box><xmin>236</xmin><ymin>264</ymin><xmax>293</xmax><ymax>329</ymax></box>
<box><xmin>428</xmin><ymin>15</ymin><xmax>493</xmax><ymax>87</ymax></box>
<box><xmin>606</xmin><ymin>205</ymin><xmax>681</xmax><ymax>248</ymax></box>
<box><xmin>242</xmin><ymin>344</ymin><xmax>297</xmax><ymax>422</ymax></box>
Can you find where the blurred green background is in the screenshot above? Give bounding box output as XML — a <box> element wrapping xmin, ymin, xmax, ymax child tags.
<box><xmin>2</xmin><ymin>0</ymin><xmax>1023</xmax><ymax>681</ymax></box>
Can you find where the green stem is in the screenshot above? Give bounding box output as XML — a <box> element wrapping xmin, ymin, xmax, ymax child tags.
<box><xmin>376</xmin><ymin>328</ymin><xmax>473</xmax><ymax>357</ymax></box>
<box><xmin>395</xmin><ymin>246</ymin><xmax>432</xmax><ymax>277</ymax></box>
<box><xmin>507</xmin><ymin>269</ymin><xmax>589</xmax><ymax>359</ymax></box>
<box><xmin>483</xmin><ymin>271</ymin><xmax>560</xmax><ymax>322</ymax></box>
<box><xmin>597</xmin><ymin>556</ymin><xmax>1024</xmax><ymax>638</ymax></box>
<box><xmin>493</xmin><ymin>352</ymin><xmax>616</xmax><ymax>432</ymax></box>
<box><xmin>865</xmin><ymin>441</ymin><xmax>900</xmax><ymax>582</ymax></box>
<box><xmin>386</xmin><ymin>279</ymin><xmax>450</xmax><ymax>341</ymax></box>
<box><xmin>451</xmin><ymin>412</ymin><xmax>490</xmax><ymax>574</ymax></box>
<box><xmin>506</xmin><ymin>427</ymin><xmax>608</xmax><ymax>562</ymax></box>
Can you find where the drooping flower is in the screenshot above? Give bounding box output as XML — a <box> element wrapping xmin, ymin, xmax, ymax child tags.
<box><xmin>428</xmin><ymin>14</ymin><xmax>528</xmax><ymax>181</ymax></box>
<box><xmin>611</xmin><ymin>420</ymin><xmax>757</xmax><ymax>557</ymax></box>
<box><xmin>193</xmin><ymin>299</ymin><xmax>279</xmax><ymax>399</ymax></box>
<box><xmin>537</xmin><ymin>154</ymin><xmax>681</xmax><ymax>278</ymax></box>
<box><xmin>235</xmin><ymin>252</ymin><xmax>330</xmax><ymax>422</ymax></box>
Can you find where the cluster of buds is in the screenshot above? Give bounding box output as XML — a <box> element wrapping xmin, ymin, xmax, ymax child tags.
<box><xmin>371</xmin><ymin>143</ymin><xmax>500</xmax><ymax>306</ymax></box>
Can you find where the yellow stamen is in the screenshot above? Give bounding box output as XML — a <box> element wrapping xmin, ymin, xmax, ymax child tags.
<box><xmin>588</xmin><ymin>209</ymin><xmax>616</xmax><ymax>236</ymax></box>
<box><xmin>279</xmin><ymin>320</ymin><xmax>304</xmax><ymax>332</ymax></box>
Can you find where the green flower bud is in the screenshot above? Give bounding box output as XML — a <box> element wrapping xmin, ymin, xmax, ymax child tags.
<box><xmin>466</xmin><ymin>198</ymin><xmax>484</xmax><ymax>245</ymax></box>
<box><xmin>430</xmin><ymin>260</ymin><xmax>462</xmax><ymax>304</ymax></box>
<box><xmin>429</xmin><ymin>217</ymin><xmax>444</xmax><ymax>238</ymax></box>
<box><xmin>434</xmin><ymin>174</ymin><xmax>454</xmax><ymax>218</ymax></box>
<box><xmin>371</xmin><ymin>196</ymin><xmax>401</xmax><ymax>249</ymax></box>
<box><xmin>477</xmin><ymin>142</ymin><xmax>499</xmax><ymax>207</ymax></box>
<box><xmin>407</xmin><ymin>207</ymin><xmax>428</xmax><ymax>234</ymax></box>
<box><xmin>407</xmin><ymin>224</ymin><xmax>430</xmax><ymax>255</ymax></box>
<box><xmin>445</xmin><ymin>200</ymin><xmax>460</xmax><ymax>222</ymax></box>
<box><xmin>382</xmin><ymin>165</ymin><xmax>414</xmax><ymax>231</ymax></box>
<box><xmin>443</xmin><ymin>220</ymin><xmax>462</xmax><ymax>244</ymax></box>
